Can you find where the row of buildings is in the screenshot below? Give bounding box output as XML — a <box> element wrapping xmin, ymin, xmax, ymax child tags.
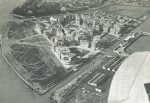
<box><xmin>87</xmin><ymin>56</ymin><xmax>124</xmax><ymax>93</ymax></box>
<box><xmin>33</xmin><ymin>10</ymin><xmax>140</xmax><ymax>67</ymax></box>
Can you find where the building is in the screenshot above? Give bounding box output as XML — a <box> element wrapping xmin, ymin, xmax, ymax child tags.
<box><xmin>102</xmin><ymin>56</ymin><xmax>120</xmax><ymax>70</ymax></box>
<box><xmin>33</xmin><ymin>23</ymin><xmax>42</xmax><ymax>34</ymax></box>
<box><xmin>91</xmin><ymin>35</ymin><xmax>101</xmax><ymax>50</ymax></box>
<box><xmin>94</xmin><ymin>24</ymin><xmax>103</xmax><ymax>35</ymax></box>
<box><xmin>88</xmin><ymin>73</ymin><xmax>105</xmax><ymax>87</ymax></box>
<box><xmin>108</xmin><ymin>57</ymin><xmax>124</xmax><ymax>71</ymax></box>
<box><xmin>79</xmin><ymin>40</ymin><xmax>89</xmax><ymax>49</ymax></box>
<box><xmin>55</xmin><ymin>46</ymin><xmax>71</xmax><ymax>64</ymax></box>
<box><xmin>103</xmin><ymin>22</ymin><xmax>111</xmax><ymax>33</ymax></box>
<box><xmin>49</xmin><ymin>16</ymin><xmax>58</xmax><ymax>24</ymax></box>
<box><xmin>109</xmin><ymin>22</ymin><xmax>122</xmax><ymax>37</ymax></box>
<box><xmin>88</xmin><ymin>73</ymin><xmax>111</xmax><ymax>92</ymax></box>
<box><xmin>75</xmin><ymin>14</ymin><xmax>81</xmax><ymax>25</ymax></box>
<box><xmin>113</xmin><ymin>23</ymin><xmax>122</xmax><ymax>37</ymax></box>
<box><xmin>59</xmin><ymin>47</ymin><xmax>71</xmax><ymax>64</ymax></box>
<box><xmin>56</xmin><ymin>28</ymin><xmax>64</xmax><ymax>39</ymax></box>
<box><xmin>96</xmin><ymin>77</ymin><xmax>110</xmax><ymax>93</ymax></box>
<box><xmin>109</xmin><ymin>27</ymin><xmax>116</xmax><ymax>37</ymax></box>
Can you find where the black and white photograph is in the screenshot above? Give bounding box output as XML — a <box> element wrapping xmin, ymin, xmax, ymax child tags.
<box><xmin>0</xmin><ymin>0</ymin><xmax>150</xmax><ymax>103</ymax></box>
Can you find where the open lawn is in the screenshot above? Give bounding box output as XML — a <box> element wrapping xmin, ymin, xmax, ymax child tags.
<box><xmin>6</xmin><ymin>21</ymin><xmax>37</xmax><ymax>40</ymax></box>
<box><xmin>2</xmin><ymin>41</ymin><xmax>66</xmax><ymax>94</ymax></box>
<box><xmin>100</xmin><ymin>4</ymin><xmax>150</xmax><ymax>19</ymax></box>
<box><xmin>125</xmin><ymin>35</ymin><xmax>150</xmax><ymax>54</ymax></box>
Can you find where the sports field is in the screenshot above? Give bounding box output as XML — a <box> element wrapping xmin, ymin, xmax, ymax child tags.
<box><xmin>100</xmin><ymin>4</ymin><xmax>150</xmax><ymax>19</ymax></box>
<box><xmin>125</xmin><ymin>35</ymin><xmax>150</xmax><ymax>54</ymax></box>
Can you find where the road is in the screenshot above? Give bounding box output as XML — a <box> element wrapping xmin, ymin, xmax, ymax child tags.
<box><xmin>0</xmin><ymin>0</ymin><xmax>51</xmax><ymax>103</ymax></box>
<box><xmin>0</xmin><ymin>1</ymin><xmax>110</xmax><ymax>102</ymax></box>
<box><xmin>0</xmin><ymin>43</ymin><xmax>104</xmax><ymax>103</ymax></box>
<box><xmin>0</xmin><ymin>20</ymin><xmax>125</xmax><ymax>103</ymax></box>
<box><xmin>1</xmin><ymin>1</ymin><xmax>150</xmax><ymax>103</ymax></box>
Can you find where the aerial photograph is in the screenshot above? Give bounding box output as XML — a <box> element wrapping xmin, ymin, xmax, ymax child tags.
<box><xmin>0</xmin><ymin>0</ymin><xmax>150</xmax><ymax>103</ymax></box>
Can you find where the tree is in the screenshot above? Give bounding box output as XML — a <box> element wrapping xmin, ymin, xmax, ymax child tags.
<box><xmin>96</xmin><ymin>38</ymin><xmax>115</xmax><ymax>49</ymax></box>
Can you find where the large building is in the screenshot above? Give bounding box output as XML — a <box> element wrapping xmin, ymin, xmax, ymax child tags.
<box><xmin>108</xmin><ymin>52</ymin><xmax>150</xmax><ymax>103</ymax></box>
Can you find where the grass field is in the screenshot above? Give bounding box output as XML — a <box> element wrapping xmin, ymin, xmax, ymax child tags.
<box><xmin>19</xmin><ymin>35</ymin><xmax>51</xmax><ymax>47</ymax></box>
<box><xmin>100</xmin><ymin>4</ymin><xmax>150</xmax><ymax>19</ymax></box>
<box><xmin>2</xmin><ymin>41</ymin><xmax>66</xmax><ymax>94</ymax></box>
<box><xmin>1</xmin><ymin>0</ymin><xmax>150</xmax><ymax>102</ymax></box>
<box><xmin>6</xmin><ymin>21</ymin><xmax>37</xmax><ymax>40</ymax></box>
<box><xmin>1</xmin><ymin>14</ymin><xmax>75</xmax><ymax>94</ymax></box>
<box><xmin>20</xmin><ymin>35</ymin><xmax>47</xmax><ymax>42</ymax></box>
<box><xmin>125</xmin><ymin>35</ymin><xmax>150</xmax><ymax>54</ymax></box>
